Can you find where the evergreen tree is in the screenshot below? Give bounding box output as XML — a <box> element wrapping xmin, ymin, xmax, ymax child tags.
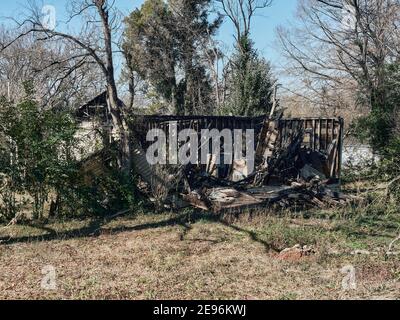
<box><xmin>222</xmin><ymin>36</ymin><xmax>275</xmax><ymax>116</ymax></box>
<box><xmin>123</xmin><ymin>0</ymin><xmax>222</xmax><ymax>115</ymax></box>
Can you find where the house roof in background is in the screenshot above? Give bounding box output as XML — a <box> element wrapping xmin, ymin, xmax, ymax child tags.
<box><xmin>75</xmin><ymin>91</ymin><xmax>108</xmax><ymax>120</ymax></box>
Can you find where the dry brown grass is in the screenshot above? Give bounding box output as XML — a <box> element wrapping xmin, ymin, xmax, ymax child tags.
<box><xmin>0</xmin><ymin>211</ymin><xmax>399</xmax><ymax>300</ymax></box>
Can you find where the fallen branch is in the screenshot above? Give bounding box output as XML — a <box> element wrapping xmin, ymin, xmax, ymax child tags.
<box><xmin>107</xmin><ymin>209</ymin><xmax>132</xmax><ymax>220</ymax></box>
<box><xmin>385</xmin><ymin>175</ymin><xmax>400</xmax><ymax>197</ymax></box>
<box><xmin>387</xmin><ymin>233</ymin><xmax>400</xmax><ymax>256</ymax></box>
<box><xmin>0</xmin><ymin>212</ymin><xmax>22</xmax><ymax>231</ymax></box>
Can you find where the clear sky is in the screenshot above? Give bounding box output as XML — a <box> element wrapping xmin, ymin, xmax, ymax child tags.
<box><xmin>1</xmin><ymin>0</ymin><xmax>299</xmax><ymax>70</ymax></box>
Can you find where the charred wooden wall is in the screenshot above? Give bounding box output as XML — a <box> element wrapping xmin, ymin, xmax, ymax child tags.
<box><xmin>276</xmin><ymin>118</ymin><xmax>344</xmax><ymax>179</ymax></box>
<box><xmin>132</xmin><ymin>115</ymin><xmax>344</xmax><ymax>179</ymax></box>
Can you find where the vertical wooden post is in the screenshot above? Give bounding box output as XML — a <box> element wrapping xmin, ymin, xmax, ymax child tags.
<box><xmin>337</xmin><ymin>117</ymin><xmax>344</xmax><ymax>182</ymax></box>
<box><xmin>318</xmin><ymin>118</ymin><xmax>322</xmax><ymax>152</ymax></box>
<box><xmin>325</xmin><ymin>119</ymin><xmax>329</xmax><ymax>151</ymax></box>
<box><xmin>312</xmin><ymin>119</ymin><xmax>317</xmax><ymax>151</ymax></box>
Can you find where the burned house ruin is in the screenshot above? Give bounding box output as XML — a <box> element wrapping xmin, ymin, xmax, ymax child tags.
<box><xmin>76</xmin><ymin>93</ymin><xmax>349</xmax><ymax>212</ymax></box>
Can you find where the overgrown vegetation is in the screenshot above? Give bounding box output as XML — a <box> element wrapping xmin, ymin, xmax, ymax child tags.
<box><xmin>77</xmin><ymin>169</ymin><xmax>141</xmax><ymax>217</ymax></box>
<box><xmin>355</xmin><ymin>63</ymin><xmax>400</xmax><ymax>182</ymax></box>
<box><xmin>0</xmin><ymin>83</ymin><xmax>78</xmax><ymax>220</ymax></box>
<box><xmin>0</xmin><ymin>85</ymin><xmax>141</xmax><ymax>222</ymax></box>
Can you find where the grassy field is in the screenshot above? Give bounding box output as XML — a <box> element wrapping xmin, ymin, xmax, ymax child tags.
<box><xmin>0</xmin><ymin>195</ymin><xmax>399</xmax><ymax>299</ymax></box>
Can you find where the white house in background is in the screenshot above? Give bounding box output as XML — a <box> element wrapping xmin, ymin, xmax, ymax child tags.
<box><xmin>74</xmin><ymin>91</ymin><xmax>119</xmax><ymax>160</ymax></box>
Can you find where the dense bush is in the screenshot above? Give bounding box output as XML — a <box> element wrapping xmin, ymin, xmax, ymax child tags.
<box><xmin>72</xmin><ymin>168</ymin><xmax>142</xmax><ymax>218</ymax></box>
<box><xmin>0</xmin><ymin>84</ymin><xmax>141</xmax><ymax>222</ymax></box>
<box><xmin>0</xmin><ymin>84</ymin><xmax>77</xmax><ymax>220</ymax></box>
<box><xmin>354</xmin><ymin>63</ymin><xmax>400</xmax><ymax>185</ymax></box>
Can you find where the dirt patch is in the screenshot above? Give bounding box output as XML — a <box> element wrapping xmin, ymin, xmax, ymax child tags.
<box><xmin>278</xmin><ymin>244</ymin><xmax>316</xmax><ymax>262</ymax></box>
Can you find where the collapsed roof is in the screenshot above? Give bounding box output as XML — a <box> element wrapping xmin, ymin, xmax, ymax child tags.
<box><xmin>129</xmin><ymin>115</ymin><xmax>352</xmax><ymax>212</ymax></box>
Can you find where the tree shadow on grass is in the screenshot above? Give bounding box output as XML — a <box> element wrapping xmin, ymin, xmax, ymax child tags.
<box><xmin>0</xmin><ymin>218</ymin><xmax>105</xmax><ymax>245</ymax></box>
<box><xmin>0</xmin><ymin>212</ymin><xmax>216</xmax><ymax>245</ymax></box>
<box><xmin>0</xmin><ymin>210</ymin><xmax>280</xmax><ymax>252</ymax></box>
<box><xmin>218</xmin><ymin>220</ymin><xmax>281</xmax><ymax>252</ymax></box>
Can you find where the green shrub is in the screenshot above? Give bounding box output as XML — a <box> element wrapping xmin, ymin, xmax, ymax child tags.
<box><xmin>72</xmin><ymin>169</ymin><xmax>142</xmax><ymax>217</ymax></box>
<box><xmin>0</xmin><ymin>84</ymin><xmax>143</xmax><ymax>222</ymax></box>
<box><xmin>0</xmin><ymin>84</ymin><xmax>77</xmax><ymax>220</ymax></box>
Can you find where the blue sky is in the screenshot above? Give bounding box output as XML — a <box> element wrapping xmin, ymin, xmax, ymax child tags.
<box><xmin>1</xmin><ymin>0</ymin><xmax>298</xmax><ymax>69</ymax></box>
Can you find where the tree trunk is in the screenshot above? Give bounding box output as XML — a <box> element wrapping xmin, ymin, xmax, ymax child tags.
<box><xmin>106</xmin><ymin>84</ymin><xmax>131</xmax><ymax>173</ymax></box>
<box><xmin>98</xmin><ymin>3</ymin><xmax>132</xmax><ymax>174</ymax></box>
<box><xmin>128</xmin><ymin>72</ymin><xmax>135</xmax><ymax>110</ymax></box>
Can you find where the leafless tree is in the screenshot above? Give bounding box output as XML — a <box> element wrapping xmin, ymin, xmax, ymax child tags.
<box><xmin>216</xmin><ymin>0</ymin><xmax>273</xmax><ymax>44</ymax></box>
<box><xmin>276</xmin><ymin>0</ymin><xmax>400</xmax><ymax>116</ymax></box>
<box><xmin>1</xmin><ymin>0</ymin><xmax>133</xmax><ymax>172</ymax></box>
<box><xmin>0</xmin><ymin>25</ymin><xmax>102</xmax><ymax>108</ymax></box>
